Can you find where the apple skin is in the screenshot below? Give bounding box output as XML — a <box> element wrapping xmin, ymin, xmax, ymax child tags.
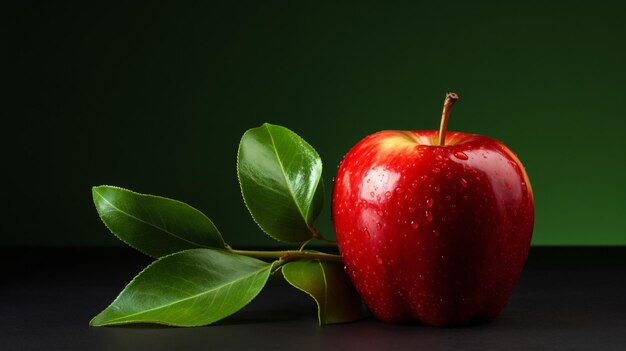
<box><xmin>332</xmin><ymin>130</ymin><xmax>534</xmax><ymax>326</ymax></box>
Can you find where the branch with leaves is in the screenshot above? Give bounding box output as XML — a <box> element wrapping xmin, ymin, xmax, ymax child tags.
<box><xmin>90</xmin><ymin>123</ymin><xmax>362</xmax><ymax>327</ymax></box>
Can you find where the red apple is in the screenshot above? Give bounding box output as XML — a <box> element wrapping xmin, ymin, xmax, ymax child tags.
<box><xmin>332</xmin><ymin>93</ymin><xmax>534</xmax><ymax>326</ymax></box>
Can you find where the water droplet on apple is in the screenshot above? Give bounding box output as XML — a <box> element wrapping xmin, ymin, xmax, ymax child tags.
<box><xmin>426</xmin><ymin>198</ymin><xmax>433</xmax><ymax>208</ymax></box>
<box><xmin>432</xmin><ymin>167</ymin><xmax>441</xmax><ymax>173</ymax></box>
<box><xmin>435</xmin><ymin>155</ymin><xmax>443</xmax><ymax>161</ymax></box>
<box><xmin>376</xmin><ymin>210</ymin><xmax>384</xmax><ymax>216</ymax></box>
<box><xmin>370</xmin><ymin>191</ymin><xmax>375</xmax><ymax>198</ymax></box>
<box><xmin>460</xmin><ymin>178</ymin><xmax>468</xmax><ymax>188</ymax></box>
<box><xmin>411</xmin><ymin>181</ymin><xmax>418</xmax><ymax>188</ymax></box>
<box><xmin>433</xmin><ymin>229</ymin><xmax>440</xmax><ymax>237</ymax></box>
<box><xmin>376</xmin><ymin>222</ymin><xmax>382</xmax><ymax>230</ymax></box>
<box><xmin>445</xmin><ymin>195</ymin><xmax>452</xmax><ymax>201</ymax></box>
<box><xmin>384</xmin><ymin>191</ymin><xmax>392</xmax><ymax>198</ymax></box>
<box><xmin>375</xmin><ymin>255</ymin><xmax>383</xmax><ymax>265</ymax></box>
<box><xmin>446</xmin><ymin>172</ymin><xmax>452</xmax><ymax>180</ymax></box>
<box><xmin>476</xmin><ymin>176</ymin><xmax>481</xmax><ymax>181</ymax></box>
<box><xmin>425</xmin><ymin>210</ymin><xmax>433</xmax><ymax>222</ymax></box>
<box><xmin>434</xmin><ymin>185</ymin><xmax>440</xmax><ymax>192</ymax></box>
<box><xmin>408</xmin><ymin>206</ymin><xmax>415</xmax><ymax>213</ymax></box>
<box><xmin>363</xmin><ymin>228</ymin><xmax>370</xmax><ymax>239</ymax></box>
<box><xmin>395</xmin><ymin>187</ymin><xmax>404</xmax><ymax>194</ymax></box>
<box><xmin>419</xmin><ymin>274</ymin><xmax>425</xmax><ymax>281</ymax></box>
<box><xmin>420</xmin><ymin>175</ymin><xmax>427</xmax><ymax>181</ymax></box>
<box><xmin>453</xmin><ymin>151</ymin><xmax>468</xmax><ymax>160</ymax></box>
<box><xmin>411</xmin><ymin>220</ymin><xmax>419</xmax><ymax>229</ymax></box>
<box><xmin>521</xmin><ymin>182</ymin><xmax>527</xmax><ymax>191</ymax></box>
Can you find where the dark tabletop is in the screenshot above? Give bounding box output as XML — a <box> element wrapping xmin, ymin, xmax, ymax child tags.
<box><xmin>2</xmin><ymin>247</ymin><xmax>625</xmax><ymax>351</ymax></box>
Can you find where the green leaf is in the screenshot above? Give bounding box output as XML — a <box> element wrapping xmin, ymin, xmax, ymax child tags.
<box><xmin>93</xmin><ymin>185</ymin><xmax>225</xmax><ymax>257</ymax></box>
<box><xmin>282</xmin><ymin>260</ymin><xmax>362</xmax><ymax>325</ymax></box>
<box><xmin>237</xmin><ymin>123</ymin><xmax>324</xmax><ymax>243</ymax></box>
<box><xmin>90</xmin><ymin>249</ymin><xmax>272</xmax><ymax>327</ymax></box>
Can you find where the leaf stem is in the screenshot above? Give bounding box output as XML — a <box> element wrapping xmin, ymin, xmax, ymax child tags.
<box><xmin>227</xmin><ymin>248</ymin><xmax>342</xmax><ymax>263</ymax></box>
<box><xmin>311</xmin><ymin>227</ymin><xmax>338</xmax><ymax>245</ymax></box>
<box><xmin>299</xmin><ymin>239</ymin><xmax>312</xmax><ymax>251</ymax></box>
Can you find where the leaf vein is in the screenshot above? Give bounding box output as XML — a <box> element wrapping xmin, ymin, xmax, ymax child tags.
<box><xmin>94</xmin><ymin>189</ymin><xmax>210</xmax><ymax>249</ymax></box>
<box><xmin>100</xmin><ymin>265</ymin><xmax>270</xmax><ymax>324</ymax></box>
<box><xmin>318</xmin><ymin>261</ymin><xmax>329</xmax><ymax>321</ymax></box>
<box><xmin>266</xmin><ymin>126</ymin><xmax>316</xmax><ymax>231</ymax></box>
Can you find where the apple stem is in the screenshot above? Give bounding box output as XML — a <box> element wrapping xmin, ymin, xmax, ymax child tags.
<box><xmin>227</xmin><ymin>248</ymin><xmax>343</xmax><ymax>262</ymax></box>
<box><xmin>437</xmin><ymin>92</ymin><xmax>459</xmax><ymax>146</ymax></box>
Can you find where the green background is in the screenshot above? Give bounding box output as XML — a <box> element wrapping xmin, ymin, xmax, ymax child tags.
<box><xmin>3</xmin><ymin>1</ymin><xmax>625</xmax><ymax>247</ymax></box>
